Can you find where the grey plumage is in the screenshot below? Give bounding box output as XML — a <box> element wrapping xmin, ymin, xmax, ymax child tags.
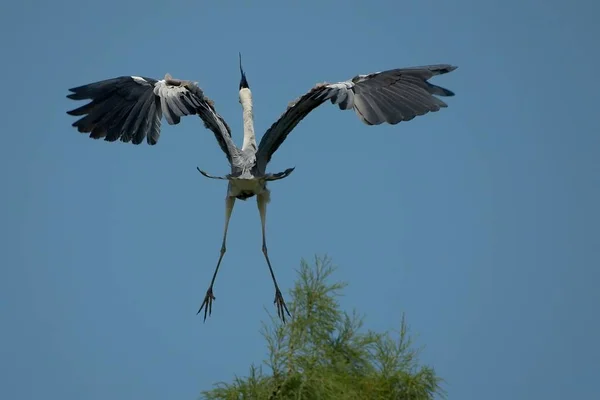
<box><xmin>67</xmin><ymin>74</ymin><xmax>237</xmax><ymax>162</ymax></box>
<box><xmin>66</xmin><ymin>60</ymin><xmax>457</xmax><ymax>323</ymax></box>
<box><xmin>256</xmin><ymin>65</ymin><xmax>456</xmax><ymax>172</ymax></box>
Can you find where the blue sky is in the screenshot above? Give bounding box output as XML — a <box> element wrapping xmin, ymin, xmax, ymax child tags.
<box><xmin>1</xmin><ymin>0</ymin><xmax>598</xmax><ymax>399</ymax></box>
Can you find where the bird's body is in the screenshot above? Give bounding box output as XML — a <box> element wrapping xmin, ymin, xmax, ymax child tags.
<box><xmin>230</xmin><ymin>178</ymin><xmax>265</xmax><ymax>200</ymax></box>
<box><xmin>224</xmin><ymin>174</ymin><xmax>268</xmax><ymax>201</ymax></box>
<box><xmin>66</xmin><ymin>55</ymin><xmax>457</xmax><ymax>322</ymax></box>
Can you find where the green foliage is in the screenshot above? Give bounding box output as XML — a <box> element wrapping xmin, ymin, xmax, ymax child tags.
<box><xmin>201</xmin><ymin>256</ymin><xmax>444</xmax><ymax>400</ymax></box>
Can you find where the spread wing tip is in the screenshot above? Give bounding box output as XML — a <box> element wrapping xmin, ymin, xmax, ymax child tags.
<box><xmin>433</xmin><ymin>65</ymin><xmax>458</xmax><ymax>75</ymax></box>
<box><xmin>429</xmin><ymin>65</ymin><xmax>457</xmax><ymax>96</ymax></box>
<box><xmin>431</xmin><ymin>85</ymin><xmax>455</xmax><ymax>97</ymax></box>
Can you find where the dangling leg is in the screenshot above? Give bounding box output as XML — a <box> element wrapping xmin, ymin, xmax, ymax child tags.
<box><xmin>197</xmin><ymin>196</ymin><xmax>236</xmax><ymax>322</ymax></box>
<box><xmin>257</xmin><ymin>192</ymin><xmax>291</xmax><ymax>322</ymax></box>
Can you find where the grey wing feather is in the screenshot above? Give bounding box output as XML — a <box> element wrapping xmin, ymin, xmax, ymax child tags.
<box><xmin>256</xmin><ymin>64</ymin><xmax>457</xmax><ymax>168</ymax></box>
<box><xmin>66</xmin><ymin>74</ymin><xmax>237</xmax><ymax>162</ymax></box>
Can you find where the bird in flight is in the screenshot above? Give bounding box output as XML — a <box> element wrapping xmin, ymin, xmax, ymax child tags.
<box><xmin>66</xmin><ymin>54</ymin><xmax>457</xmax><ymax>323</ymax></box>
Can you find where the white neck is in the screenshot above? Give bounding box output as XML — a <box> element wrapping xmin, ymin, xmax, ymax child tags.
<box><xmin>239</xmin><ymin>88</ymin><xmax>256</xmax><ymax>151</ymax></box>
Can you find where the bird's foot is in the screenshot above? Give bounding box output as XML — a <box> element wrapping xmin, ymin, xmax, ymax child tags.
<box><xmin>274</xmin><ymin>288</ymin><xmax>291</xmax><ymax>323</ymax></box>
<box><xmin>197</xmin><ymin>287</ymin><xmax>216</xmax><ymax>322</ymax></box>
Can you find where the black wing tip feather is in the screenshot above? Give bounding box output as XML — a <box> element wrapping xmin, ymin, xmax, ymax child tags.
<box><xmin>440</xmin><ymin>65</ymin><xmax>458</xmax><ymax>74</ymax></box>
<box><xmin>66</xmin><ymin>107</ymin><xmax>78</xmax><ymax>115</ymax></box>
<box><xmin>431</xmin><ymin>85</ymin><xmax>455</xmax><ymax>97</ymax></box>
<box><xmin>86</xmin><ymin>134</ymin><xmax>155</xmax><ymax>145</ymax></box>
<box><xmin>66</xmin><ymin>75</ymin><xmax>163</xmax><ymax>146</ymax></box>
<box><xmin>428</xmin><ymin>64</ymin><xmax>458</xmax><ymax>75</ymax></box>
<box><xmin>427</xmin><ymin>65</ymin><xmax>457</xmax><ymax>97</ymax></box>
<box><xmin>66</xmin><ymin>76</ymin><xmax>157</xmax><ymax>101</ymax></box>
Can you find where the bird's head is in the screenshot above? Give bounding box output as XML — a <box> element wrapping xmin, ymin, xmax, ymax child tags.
<box><xmin>239</xmin><ymin>52</ymin><xmax>249</xmax><ymax>90</ymax></box>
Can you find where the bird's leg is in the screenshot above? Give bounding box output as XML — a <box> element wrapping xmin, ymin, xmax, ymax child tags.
<box><xmin>257</xmin><ymin>192</ymin><xmax>291</xmax><ymax>322</ymax></box>
<box><xmin>198</xmin><ymin>196</ymin><xmax>236</xmax><ymax>322</ymax></box>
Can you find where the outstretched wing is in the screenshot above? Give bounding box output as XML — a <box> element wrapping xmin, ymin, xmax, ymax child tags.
<box><xmin>256</xmin><ymin>64</ymin><xmax>457</xmax><ymax>168</ymax></box>
<box><xmin>66</xmin><ymin>74</ymin><xmax>237</xmax><ymax>162</ymax></box>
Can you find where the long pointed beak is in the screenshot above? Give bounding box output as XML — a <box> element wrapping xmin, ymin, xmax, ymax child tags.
<box><xmin>239</xmin><ymin>52</ymin><xmax>249</xmax><ymax>89</ymax></box>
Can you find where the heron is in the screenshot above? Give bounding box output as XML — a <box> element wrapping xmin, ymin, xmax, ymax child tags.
<box><xmin>66</xmin><ymin>54</ymin><xmax>457</xmax><ymax>322</ymax></box>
